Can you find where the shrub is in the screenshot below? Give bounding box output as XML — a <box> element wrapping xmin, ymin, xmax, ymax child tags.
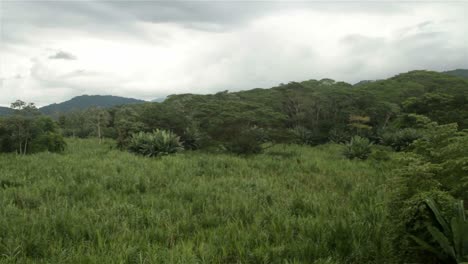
<box><xmin>342</xmin><ymin>136</ymin><xmax>372</xmax><ymax>160</ymax></box>
<box><xmin>224</xmin><ymin>126</ymin><xmax>267</xmax><ymax>155</ymax></box>
<box><xmin>410</xmin><ymin>122</ymin><xmax>468</xmax><ymax>201</ymax></box>
<box><xmin>410</xmin><ymin>198</ymin><xmax>468</xmax><ymax>264</ymax></box>
<box><xmin>128</xmin><ymin>129</ymin><xmax>183</xmax><ymax>157</ymax></box>
<box><xmin>328</xmin><ymin>128</ymin><xmax>351</xmax><ymax>144</ymax></box>
<box><xmin>388</xmin><ymin>118</ymin><xmax>468</xmax><ymax>263</ymax></box>
<box><xmin>290</xmin><ymin>126</ymin><xmax>314</xmax><ymax>145</ymax></box>
<box><xmin>31</xmin><ymin>132</ymin><xmax>67</xmax><ymax>153</ymax></box>
<box><xmin>391</xmin><ymin>191</ymin><xmax>457</xmax><ymax>263</ymax></box>
<box><xmin>381</xmin><ymin>128</ymin><xmax>421</xmax><ymax>151</ymax></box>
<box><xmin>368</xmin><ymin>148</ymin><xmax>391</xmax><ymax>162</ymax></box>
<box><xmin>181</xmin><ymin>126</ymin><xmax>204</xmax><ymax>150</ymax></box>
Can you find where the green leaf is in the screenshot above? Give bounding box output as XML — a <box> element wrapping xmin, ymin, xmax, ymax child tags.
<box><xmin>451</xmin><ymin>217</ymin><xmax>462</xmax><ymax>260</ymax></box>
<box><xmin>409</xmin><ymin>234</ymin><xmax>447</xmax><ymax>260</ymax></box>
<box><xmin>425</xmin><ymin>198</ymin><xmax>452</xmax><ymax>238</ymax></box>
<box><xmin>427</xmin><ymin>225</ymin><xmax>456</xmax><ymax>259</ymax></box>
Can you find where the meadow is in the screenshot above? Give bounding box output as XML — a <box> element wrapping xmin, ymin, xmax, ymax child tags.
<box><xmin>0</xmin><ymin>139</ymin><xmax>397</xmax><ymax>263</ymax></box>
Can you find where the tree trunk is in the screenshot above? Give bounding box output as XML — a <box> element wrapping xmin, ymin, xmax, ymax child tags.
<box><xmin>18</xmin><ymin>126</ymin><xmax>22</xmax><ymax>154</ymax></box>
<box><xmin>382</xmin><ymin>113</ymin><xmax>391</xmax><ymax>129</ymax></box>
<box><xmin>97</xmin><ymin>119</ymin><xmax>102</xmax><ymax>144</ymax></box>
<box><xmin>23</xmin><ymin>139</ymin><xmax>28</xmax><ymax>155</ymax></box>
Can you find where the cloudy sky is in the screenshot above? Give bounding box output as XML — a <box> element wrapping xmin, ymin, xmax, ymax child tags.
<box><xmin>1</xmin><ymin>1</ymin><xmax>468</xmax><ymax>107</ymax></box>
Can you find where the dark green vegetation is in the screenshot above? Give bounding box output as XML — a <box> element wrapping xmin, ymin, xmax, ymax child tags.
<box><xmin>409</xmin><ymin>199</ymin><xmax>468</xmax><ymax>264</ymax></box>
<box><xmin>388</xmin><ymin>116</ymin><xmax>467</xmax><ymax>263</ymax></box>
<box><xmin>128</xmin><ymin>130</ymin><xmax>184</xmax><ymax>157</ymax></box>
<box><xmin>0</xmin><ymin>101</ymin><xmax>65</xmax><ymax>155</ymax></box>
<box><xmin>0</xmin><ymin>69</ymin><xmax>467</xmax><ymax>263</ymax></box>
<box><xmin>54</xmin><ymin>70</ymin><xmax>468</xmax><ymax>147</ymax></box>
<box><xmin>342</xmin><ymin>136</ymin><xmax>373</xmax><ymax>160</ymax></box>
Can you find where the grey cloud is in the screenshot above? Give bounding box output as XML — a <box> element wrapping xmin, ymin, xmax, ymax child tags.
<box><xmin>48</xmin><ymin>51</ymin><xmax>77</xmax><ymax>60</ymax></box>
<box><xmin>3</xmin><ymin>1</ymin><xmax>405</xmax><ymax>33</ymax></box>
<box><xmin>60</xmin><ymin>70</ymin><xmax>100</xmax><ymax>79</ymax></box>
<box><xmin>340</xmin><ymin>34</ymin><xmax>386</xmax><ymax>53</ymax></box>
<box><xmin>336</xmin><ymin>20</ymin><xmax>468</xmax><ymax>81</ymax></box>
<box><xmin>417</xmin><ymin>21</ymin><xmax>434</xmax><ymax>30</ymax></box>
<box><xmin>0</xmin><ymin>1</ymin><xmax>420</xmax><ymax>51</ymax></box>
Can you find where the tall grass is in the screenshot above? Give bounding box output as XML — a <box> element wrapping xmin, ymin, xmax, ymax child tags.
<box><xmin>0</xmin><ymin>138</ymin><xmax>396</xmax><ymax>263</ymax></box>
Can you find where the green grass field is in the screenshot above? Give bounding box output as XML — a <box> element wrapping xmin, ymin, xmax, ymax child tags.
<box><xmin>0</xmin><ymin>139</ymin><xmax>396</xmax><ymax>263</ymax></box>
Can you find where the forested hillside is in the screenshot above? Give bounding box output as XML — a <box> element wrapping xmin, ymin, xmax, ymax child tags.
<box><xmin>55</xmin><ymin>70</ymin><xmax>466</xmax><ymax>146</ymax></box>
<box><xmin>39</xmin><ymin>95</ymin><xmax>146</xmax><ymax>115</ymax></box>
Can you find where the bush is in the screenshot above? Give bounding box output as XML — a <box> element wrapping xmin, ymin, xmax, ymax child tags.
<box><xmin>390</xmin><ymin>191</ymin><xmax>458</xmax><ymax>263</ymax></box>
<box><xmin>410</xmin><ymin>122</ymin><xmax>468</xmax><ymax>202</ymax></box>
<box><xmin>31</xmin><ymin>132</ymin><xmax>67</xmax><ymax>153</ymax></box>
<box><xmin>128</xmin><ymin>129</ymin><xmax>183</xmax><ymax>157</ymax></box>
<box><xmin>368</xmin><ymin>148</ymin><xmax>391</xmax><ymax>162</ymax></box>
<box><xmin>381</xmin><ymin>128</ymin><xmax>421</xmax><ymax>151</ymax></box>
<box><xmin>290</xmin><ymin>126</ymin><xmax>314</xmax><ymax>145</ymax></box>
<box><xmin>181</xmin><ymin>126</ymin><xmax>204</xmax><ymax>150</ymax></box>
<box><xmin>224</xmin><ymin>126</ymin><xmax>267</xmax><ymax>155</ymax></box>
<box><xmin>388</xmin><ymin>118</ymin><xmax>468</xmax><ymax>263</ymax></box>
<box><xmin>343</xmin><ymin>136</ymin><xmax>372</xmax><ymax>160</ymax></box>
<box><xmin>328</xmin><ymin>128</ymin><xmax>351</xmax><ymax>144</ymax></box>
<box><xmin>409</xmin><ymin>198</ymin><xmax>468</xmax><ymax>264</ymax></box>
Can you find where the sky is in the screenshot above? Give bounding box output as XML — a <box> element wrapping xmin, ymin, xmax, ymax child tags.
<box><xmin>1</xmin><ymin>1</ymin><xmax>468</xmax><ymax>107</ymax></box>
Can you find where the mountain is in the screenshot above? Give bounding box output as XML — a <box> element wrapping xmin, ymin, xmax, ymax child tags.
<box><xmin>353</xmin><ymin>80</ymin><xmax>375</xmax><ymax>86</ymax></box>
<box><xmin>40</xmin><ymin>95</ymin><xmax>146</xmax><ymax>115</ymax></box>
<box><xmin>0</xmin><ymin>106</ymin><xmax>13</xmax><ymax>116</ymax></box>
<box><xmin>151</xmin><ymin>96</ymin><xmax>167</xmax><ymax>103</ymax></box>
<box><xmin>442</xmin><ymin>69</ymin><xmax>468</xmax><ymax>79</ymax></box>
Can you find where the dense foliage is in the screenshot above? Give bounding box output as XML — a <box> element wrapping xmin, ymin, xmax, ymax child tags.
<box><xmin>389</xmin><ymin>115</ymin><xmax>467</xmax><ymax>263</ymax></box>
<box><xmin>0</xmin><ymin>101</ymin><xmax>65</xmax><ymax>154</ymax></box>
<box><xmin>342</xmin><ymin>136</ymin><xmax>373</xmax><ymax>160</ymax></box>
<box><xmin>409</xmin><ymin>198</ymin><xmax>468</xmax><ymax>264</ymax></box>
<box><xmin>128</xmin><ymin>130</ymin><xmax>183</xmax><ymax>157</ymax></box>
<box><xmin>54</xmin><ymin>71</ymin><xmax>468</xmax><ymax>150</ymax></box>
<box><xmin>381</xmin><ymin>128</ymin><xmax>421</xmax><ymax>151</ymax></box>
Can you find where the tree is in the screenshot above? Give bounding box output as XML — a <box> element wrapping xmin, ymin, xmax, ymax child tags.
<box><xmin>114</xmin><ymin>106</ymin><xmax>144</xmax><ymax>148</ymax></box>
<box><xmin>348</xmin><ymin>114</ymin><xmax>372</xmax><ymax>136</ymax></box>
<box><xmin>86</xmin><ymin>107</ymin><xmax>110</xmax><ymax>143</ymax></box>
<box><xmin>0</xmin><ymin>100</ymin><xmax>65</xmax><ymax>155</ymax></box>
<box><xmin>7</xmin><ymin>100</ymin><xmax>40</xmax><ymax>154</ymax></box>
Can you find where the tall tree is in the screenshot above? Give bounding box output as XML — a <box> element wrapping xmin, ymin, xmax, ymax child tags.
<box><xmin>8</xmin><ymin>100</ymin><xmax>40</xmax><ymax>154</ymax></box>
<box><xmin>86</xmin><ymin>107</ymin><xmax>110</xmax><ymax>143</ymax></box>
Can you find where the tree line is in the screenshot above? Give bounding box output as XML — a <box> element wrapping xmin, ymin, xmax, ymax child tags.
<box><xmin>52</xmin><ymin>70</ymin><xmax>467</xmax><ymax>152</ymax></box>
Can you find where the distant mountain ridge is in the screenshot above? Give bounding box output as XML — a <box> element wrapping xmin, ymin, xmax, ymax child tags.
<box><xmin>0</xmin><ymin>106</ymin><xmax>13</xmax><ymax>116</ymax></box>
<box><xmin>151</xmin><ymin>96</ymin><xmax>167</xmax><ymax>103</ymax></box>
<box><xmin>442</xmin><ymin>69</ymin><xmax>468</xmax><ymax>79</ymax></box>
<box><xmin>39</xmin><ymin>95</ymin><xmax>146</xmax><ymax>115</ymax></box>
